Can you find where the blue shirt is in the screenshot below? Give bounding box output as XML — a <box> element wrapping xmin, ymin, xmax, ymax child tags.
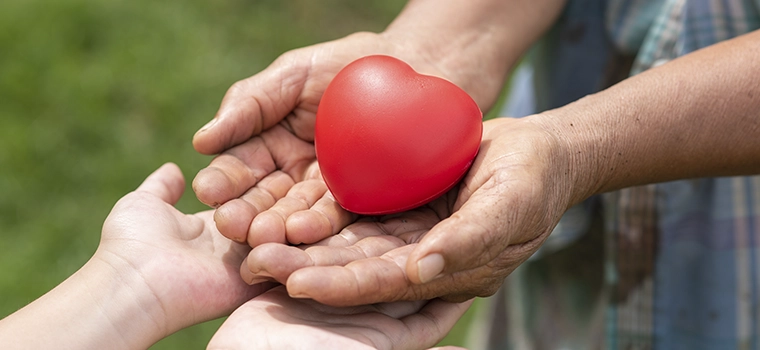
<box><xmin>474</xmin><ymin>0</ymin><xmax>760</xmax><ymax>349</ymax></box>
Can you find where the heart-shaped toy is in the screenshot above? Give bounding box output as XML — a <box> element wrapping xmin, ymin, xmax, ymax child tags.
<box><xmin>315</xmin><ymin>55</ymin><xmax>483</xmax><ymax>215</ymax></box>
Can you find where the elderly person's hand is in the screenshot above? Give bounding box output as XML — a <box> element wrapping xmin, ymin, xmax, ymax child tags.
<box><xmin>239</xmin><ymin>117</ymin><xmax>579</xmax><ymax>305</ymax></box>
<box><xmin>191</xmin><ymin>31</ymin><xmax>442</xmax><ymax>246</ymax></box>
<box><xmin>191</xmin><ymin>0</ymin><xmax>560</xmax><ymax>247</ymax></box>
<box><xmin>240</xmin><ymin>29</ymin><xmax>760</xmax><ymax>306</ymax></box>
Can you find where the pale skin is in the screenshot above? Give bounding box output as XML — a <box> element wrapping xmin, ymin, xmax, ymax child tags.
<box><xmin>193</xmin><ymin>0</ymin><xmax>760</xmax><ymax>306</ymax></box>
<box><xmin>0</xmin><ymin>163</ymin><xmax>470</xmax><ymax>349</ymax></box>
<box><xmin>0</xmin><ymin>163</ymin><xmax>266</xmax><ymax>349</ymax></box>
<box><xmin>208</xmin><ymin>285</ymin><xmax>471</xmax><ymax>350</ymax></box>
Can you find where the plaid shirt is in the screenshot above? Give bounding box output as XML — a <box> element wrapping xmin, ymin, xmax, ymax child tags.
<box><xmin>471</xmin><ymin>0</ymin><xmax>760</xmax><ymax>349</ymax></box>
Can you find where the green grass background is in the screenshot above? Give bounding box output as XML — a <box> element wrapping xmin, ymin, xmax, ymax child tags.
<box><xmin>0</xmin><ymin>0</ymin><xmax>495</xmax><ymax>348</ymax></box>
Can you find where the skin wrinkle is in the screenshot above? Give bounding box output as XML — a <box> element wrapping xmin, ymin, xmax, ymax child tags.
<box><xmin>228</xmin><ymin>81</ymin><xmax>267</xmax><ymax>148</ymax></box>
<box><xmin>261</xmin><ymin>56</ymin><xmax>303</xmax><ymax>129</ymax></box>
<box><xmin>454</xmin><ymin>173</ymin><xmax>479</xmax><ymax>208</ymax></box>
<box><xmin>279</xmin><ymin>103</ymin><xmax>317</xmax><ymax>146</ymax></box>
<box><xmin>227</xmin><ymin>139</ymin><xmax>272</xmax><ymax>178</ymax></box>
<box><xmin>385</xmin><ymin>322</ymin><xmax>408</xmax><ymax>350</ymax></box>
<box><xmin>349</xmin><ymin>327</ymin><xmax>390</xmax><ymax>349</ymax></box>
<box><xmin>521</xmin><ymin>118</ymin><xmax>580</xmax><ymax>204</ymax></box>
<box><xmin>379</xmin><ymin>254</ymin><xmax>414</xmax><ymax>301</ymax></box>
<box><xmin>351</xmin><ymin>241</ymin><xmax>381</xmax><ymax>263</ymax></box>
<box><xmin>274</xmin><ymin>55</ymin><xmax>305</xmax><ymax>110</ymax></box>
<box><xmin>429</xmin><ymin>273</ymin><xmax>463</xmax><ymax>299</ymax></box>
<box><xmin>371</xmin><ymin>300</ymin><xmax>427</xmax><ymax>319</ymax></box>
<box><xmin>194</xmin><ymin>166</ymin><xmax>239</xmax><ymax>207</ymax></box>
<box><xmin>373</xmin><ymin>220</ymin><xmax>394</xmax><ymax>237</ymax></box>
<box><xmin>335</xmin><ymin>227</ymin><xmax>360</xmax><ymax>245</ymax></box>
<box><xmin>443</xmin><ymin>188</ymin><xmax>459</xmax><ymax>217</ymax></box>
<box><xmin>256</xmin><ymin>80</ymin><xmax>279</xmax><ymax>135</ymax></box>
<box><xmin>393</xmin><ymin>228</ymin><xmax>426</xmax><ymax>245</ymax></box>
<box><xmin>278</xmin><ymin>113</ymin><xmax>297</xmax><ymax>135</ymax></box>
<box><xmin>534</xmin><ymin>111</ymin><xmax>605</xmax><ymax>202</ymax></box>
<box><xmin>234</xmin><ymin>158</ymin><xmax>261</xmax><ymax>195</ymax></box>
<box><xmin>425</xmin><ymin>27</ymin><xmax>503</xmax><ymax>108</ymax></box>
<box><xmin>242</xmin><ymin>175</ymin><xmax>282</xmax><ymax>212</ymax></box>
<box><xmin>95</xmin><ymin>251</ymin><xmax>168</xmax><ymax>341</ymax></box>
<box><xmin>312</xmin><ymin>244</ymin><xmax>359</xmax><ymax>267</ymax></box>
<box><xmin>264</xmin><ymin>175</ymin><xmax>298</xmax><ymax>205</ymax></box>
<box><xmin>284</xmin><ymin>184</ymin><xmax>320</xmax><ymax>208</ymax></box>
<box><xmin>259</xmin><ymin>127</ymin><xmax>313</xmax><ymax>176</ymax></box>
<box><xmin>456</xmin><ymin>216</ymin><xmax>498</xmax><ymax>269</ymax></box>
<box><xmin>297</xmin><ymin>43</ymin><xmax>341</xmax><ymax>114</ymax></box>
<box><xmin>414</xmin><ymin>304</ymin><xmax>445</xmax><ymax>344</ymax></box>
<box><xmin>312</xmin><ymin>205</ymin><xmax>340</xmax><ymax>236</ymax></box>
<box><xmin>452</xmin><ymin>206</ymin><xmax>503</xmax><ymax>259</ymax></box>
<box><xmin>392</xmin><ymin>303</ymin><xmax>442</xmax><ymax>349</ymax></box>
<box><xmin>349</xmin><ymin>265</ymin><xmax>368</xmax><ymax>306</ymax></box>
<box><xmin>84</xmin><ymin>262</ymin><xmax>143</xmax><ymax>349</ymax></box>
<box><xmin>300</xmin><ymin>46</ymin><xmax>321</xmax><ymax>103</ymax></box>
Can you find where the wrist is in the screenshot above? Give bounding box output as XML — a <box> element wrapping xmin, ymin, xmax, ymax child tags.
<box><xmin>527</xmin><ymin>110</ymin><xmax>604</xmax><ymax>207</ymax></box>
<box><xmin>380</xmin><ymin>0</ymin><xmax>565</xmax><ymax>111</ymax></box>
<box><xmin>0</xmin><ymin>254</ymin><xmax>167</xmax><ymax>350</ymax></box>
<box><xmin>81</xmin><ymin>252</ymin><xmax>168</xmax><ymax>348</ymax></box>
<box><xmin>379</xmin><ymin>3</ymin><xmax>524</xmax><ymax>110</ymax></box>
<box><xmin>379</xmin><ymin>28</ymin><xmax>513</xmax><ymax>111</ymax></box>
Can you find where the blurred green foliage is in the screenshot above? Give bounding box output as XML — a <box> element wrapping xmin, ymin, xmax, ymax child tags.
<box><xmin>0</xmin><ymin>0</ymin><xmax>487</xmax><ymax>348</ymax></box>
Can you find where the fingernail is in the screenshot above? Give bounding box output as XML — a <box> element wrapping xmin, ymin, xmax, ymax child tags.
<box><xmin>253</xmin><ymin>270</ymin><xmax>273</xmax><ymax>279</ymax></box>
<box><xmin>241</xmin><ymin>267</ymin><xmax>273</xmax><ymax>285</ymax></box>
<box><xmin>417</xmin><ymin>253</ymin><xmax>445</xmax><ymax>284</ymax></box>
<box><xmin>247</xmin><ymin>277</ymin><xmax>273</xmax><ymax>285</ymax></box>
<box><xmin>198</xmin><ymin>118</ymin><xmax>218</xmax><ymax>133</ymax></box>
<box><xmin>240</xmin><ymin>259</ymin><xmax>255</xmax><ymax>283</ymax></box>
<box><xmin>288</xmin><ymin>289</ymin><xmax>309</xmax><ymax>299</ymax></box>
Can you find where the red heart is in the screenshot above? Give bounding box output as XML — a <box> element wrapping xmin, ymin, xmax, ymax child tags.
<box><xmin>315</xmin><ymin>55</ymin><xmax>482</xmax><ymax>215</ymax></box>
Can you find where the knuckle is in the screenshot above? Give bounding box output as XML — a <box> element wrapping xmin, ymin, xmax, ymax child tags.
<box><xmin>441</xmin><ymin>293</ymin><xmax>475</xmax><ymax>303</ymax></box>
<box><xmin>478</xmin><ymin>279</ymin><xmax>503</xmax><ymax>297</ymax></box>
<box><xmin>227</xmin><ymin>79</ymin><xmax>248</xmax><ymax>96</ymax></box>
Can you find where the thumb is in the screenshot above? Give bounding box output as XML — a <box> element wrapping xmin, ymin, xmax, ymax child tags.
<box><xmin>406</xmin><ymin>188</ymin><xmax>518</xmax><ymax>285</ymax></box>
<box><xmin>135</xmin><ymin>162</ymin><xmax>186</xmax><ymax>205</ymax></box>
<box><xmin>192</xmin><ymin>56</ymin><xmax>310</xmax><ymax>155</ymax></box>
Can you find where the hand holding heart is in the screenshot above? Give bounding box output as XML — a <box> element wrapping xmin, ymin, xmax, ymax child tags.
<box><xmin>191</xmin><ymin>32</ymin><xmax>450</xmax><ymax>247</ymax></box>
<box><xmin>240</xmin><ymin>116</ymin><xmax>576</xmax><ymax>305</ymax></box>
<box><xmin>190</xmin><ymin>33</ymin><xmax>574</xmax><ymax>305</ymax></box>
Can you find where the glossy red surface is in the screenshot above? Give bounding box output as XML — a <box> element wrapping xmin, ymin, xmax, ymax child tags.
<box><xmin>315</xmin><ymin>55</ymin><xmax>482</xmax><ymax>215</ymax></box>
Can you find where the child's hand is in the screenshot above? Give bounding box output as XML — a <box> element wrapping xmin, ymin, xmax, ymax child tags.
<box><xmin>96</xmin><ymin>163</ymin><xmax>271</xmax><ymax>337</ymax></box>
<box><xmin>208</xmin><ymin>285</ymin><xmax>471</xmax><ymax>350</ymax></box>
<box><xmin>0</xmin><ymin>163</ymin><xmax>271</xmax><ymax>350</ymax></box>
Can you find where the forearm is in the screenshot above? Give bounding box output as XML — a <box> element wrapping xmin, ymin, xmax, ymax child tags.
<box><xmin>0</xmin><ymin>257</ymin><xmax>164</xmax><ymax>350</ymax></box>
<box><xmin>382</xmin><ymin>0</ymin><xmax>565</xmax><ymax>109</ymax></box>
<box><xmin>538</xmin><ymin>30</ymin><xmax>760</xmax><ymax>203</ymax></box>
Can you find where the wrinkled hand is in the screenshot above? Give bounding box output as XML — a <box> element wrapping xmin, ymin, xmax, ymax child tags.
<box><xmin>239</xmin><ymin>117</ymin><xmax>578</xmax><ymax>306</ymax></box>
<box><xmin>207</xmin><ymin>285</ymin><xmax>471</xmax><ymax>350</ymax></box>
<box><xmin>191</xmin><ymin>32</ymin><xmax>447</xmax><ymax>246</ymax></box>
<box><xmin>96</xmin><ymin>163</ymin><xmax>271</xmax><ymax>336</ymax></box>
